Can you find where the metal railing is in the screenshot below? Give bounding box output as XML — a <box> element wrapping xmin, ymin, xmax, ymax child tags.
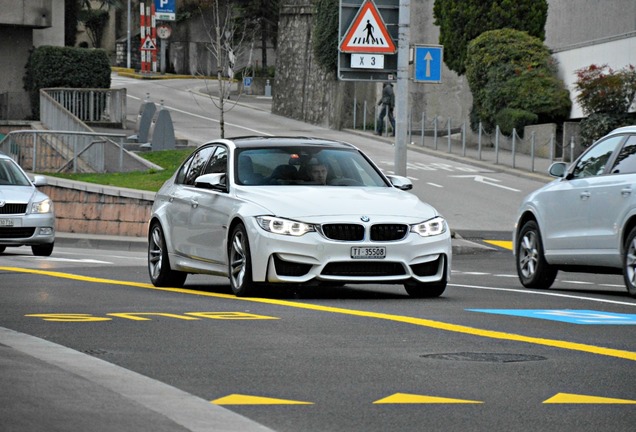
<box><xmin>41</xmin><ymin>88</ymin><xmax>127</xmax><ymax>128</ymax></box>
<box><xmin>0</xmin><ymin>130</ymin><xmax>133</xmax><ymax>173</ymax></box>
<box><xmin>351</xmin><ymin>97</ymin><xmax>581</xmax><ymax>174</ymax></box>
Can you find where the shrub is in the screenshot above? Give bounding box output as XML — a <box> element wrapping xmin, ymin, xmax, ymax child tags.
<box><xmin>574</xmin><ymin>64</ymin><xmax>636</xmax><ymax>144</ymax></box>
<box><xmin>23</xmin><ymin>46</ymin><xmax>111</xmax><ymax>119</ymax></box>
<box><xmin>466</xmin><ymin>29</ymin><xmax>571</xmax><ymax>134</ymax></box>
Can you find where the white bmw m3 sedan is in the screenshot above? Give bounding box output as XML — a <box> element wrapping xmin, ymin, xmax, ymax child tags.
<box><xmin>148</xmin><ymin>136</ymin><xmax>451</xmax><ymax>297</ymax></box>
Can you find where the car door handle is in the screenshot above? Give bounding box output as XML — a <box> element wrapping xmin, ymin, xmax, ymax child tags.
<box><xmin>190</xmin><ymin>199</ymin><xmax>199</xmax><ymax>208</ymax></box>
<box><xmin>621</xmin><ymin>187</ymin><xmax>632</xmax><ymax>197</ymax></box>
<box><xmin>580</xmin><ymin>191</ymin><xmax>590</xmax><ymax>200</ymax></box>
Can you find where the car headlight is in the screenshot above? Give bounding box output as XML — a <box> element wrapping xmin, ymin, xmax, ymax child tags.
<box><xmin>31</xmin><ymin>199</ymin><xmax>53</xmax><ymax>214</ymax></box>
<box><xmin>256</xmin><ymin>216</ymin><xmax>315</xmax><ymax>236</ymax></box>
<box><xmin>411</xmin><ymin>216</ymin><xmax>447</xmax><ymax>237</ymax></box>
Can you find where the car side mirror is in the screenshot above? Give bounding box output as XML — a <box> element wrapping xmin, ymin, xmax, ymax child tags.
<box><xmin>194</xmin><ymin>173</ymin><xmax>227</xmax><ymax>191</ymax></box>
<box><xmin>31</xmin><ymin>175</ymin><xmax>48</xmax><ymax>186</ymax></box>
<box><xmin>386</xmin><ymin>175</ymin><xmax>413</xmax><ymax>191</ymax></box>
<box><xmin>548</xmin><ymin>162</ymin><xmax>567</xmax><ymax>178</ymax></box>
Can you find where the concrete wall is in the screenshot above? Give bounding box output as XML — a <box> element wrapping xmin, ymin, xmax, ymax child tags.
<box><xmin>40</xmin><ymin>177</ymin><xmax>155</xmax><ymax>238</ymax></box>
<box><xmin>273</xmin><ymin>0</ymin><xmax>378</xmax><ymax>130</ymax></box>
<box><xmin>0</xmin><ymin>0</ymin><xmax>54</xmax><ymax>120</ymax></box>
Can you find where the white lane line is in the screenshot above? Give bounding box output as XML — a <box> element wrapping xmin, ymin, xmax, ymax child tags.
<box><xmin>451</xmin><ymin>283</ymin><xmax>636</xmax><ymax>306</ymax></box>
<box><xmin>127</xmin><ymin>94</ymin><xmax>270</xmax><ymax>135</ymax></box>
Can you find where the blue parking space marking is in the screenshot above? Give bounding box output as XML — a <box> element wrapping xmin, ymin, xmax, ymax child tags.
<box><xmin>467</xmin><ymin>309</ymin><xmax>636</xmax><ymax>325</ymax></box>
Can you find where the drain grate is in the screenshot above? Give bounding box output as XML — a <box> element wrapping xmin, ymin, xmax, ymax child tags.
<box><xmin>421</xmin><ymin>352</ymin><xmax>547</xmax><ymax>363</ymax></box>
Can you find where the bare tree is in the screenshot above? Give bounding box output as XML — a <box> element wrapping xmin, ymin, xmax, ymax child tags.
<box><xmin>198</xmin><ymin>1</ymin><xmax>256</xmax><ymax>138</ymax></box>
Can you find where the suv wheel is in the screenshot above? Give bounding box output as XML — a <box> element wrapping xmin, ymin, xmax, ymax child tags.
<box><xmin>622</xmin><ymin>227</ymin><xmax>636</xmax><ymax>298</ymax></box>
<box><xmin>516</xmin><ymin>220</ymin><xmax>557</xmax><ymax>289</ymax></box>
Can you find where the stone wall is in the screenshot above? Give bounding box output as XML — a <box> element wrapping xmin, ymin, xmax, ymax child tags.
<box><xmin>273</xmin><ymin>0</ymin><xmax>378</xmax><ymax>130</ymax></box>
<box><xmin>39</xmin><ymin>177</ymin><xmax>155</xmax><ymax>238</ymax></box>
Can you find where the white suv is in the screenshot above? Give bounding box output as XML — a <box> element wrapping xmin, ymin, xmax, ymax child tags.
<box><xmin>514</xmin><ymin>125</ymin><xmax>636</xmax><ymax>298</ymax></box>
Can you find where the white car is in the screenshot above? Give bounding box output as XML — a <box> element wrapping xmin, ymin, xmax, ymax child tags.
<box><xmin>148</xmin><ymin>137</ymin><xmax>452</xmax><ymax>297</ymax></box>
<box><xmin>0</xmin><ymin>152</ymin><xmax>55</xmax><ymax>256</ymax></box>
<box><xmin>514</xmin><ymin>125</ymin><xmax>636</xmax><ymax>297</ymax></box>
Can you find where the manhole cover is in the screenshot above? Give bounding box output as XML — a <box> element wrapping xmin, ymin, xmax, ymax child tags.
<box><xmin>421</xmin><ymin>352</ymin><xmax>547</xmax><ymax>363</ymax></box>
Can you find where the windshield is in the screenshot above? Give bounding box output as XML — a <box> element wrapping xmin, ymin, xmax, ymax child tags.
<box><xmin>234</xmin><ymin>147</ymin><xmax>389</xmax><ymax>187</ymax></box>
<box><xmin>0</xmin><ymin>158</ymin><xmax>32</xmax><ymax>186</ymax></box>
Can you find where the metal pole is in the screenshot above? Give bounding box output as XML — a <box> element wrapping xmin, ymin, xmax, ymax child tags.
<box><xmin>420</xmin><ymin>112</ymin><xmax>425</xmax><ymax>147</ymax></box>
<box><xmin>363</xmin><ymin>100</ymin><xmax>367</xmax><ymax>132</ymax></box>
<box><xmin>394</xmin><ymin>0</ymin><xmax>410</xmax><ymax>176</ymax></box>
<box><xmin>127</xmin><ymin>0</ymin><xmax>131</xmax><ymax>69</ymax></box>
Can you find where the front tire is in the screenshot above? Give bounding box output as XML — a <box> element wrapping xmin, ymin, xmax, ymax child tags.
<box><xmin>32</xmin><ymin>243</ymin><xmax>54</xmax><ymax>256</ymax></box>
<box><xmin>622</xmin><ymin>227</ymin><xmax>636</xmax><ymax>298</ymax></box>
<box><xmin>228</xmin><ymin>223</ymin><xmax>257</xmax><ymax>297</ymax></box>
<box><xmin>516</xmin><ymin>220</ymin><xmax>557</xmax><ymax>289</ymax></box>
<box><xmin>148</xmin><ymin>222</ymin><xmax>187</xmax><ymax>287</ymax></box>
<box><xmin>404</xmin><ymin>261</ymin><xmax>447</xmax><ymax>298</ymax></box>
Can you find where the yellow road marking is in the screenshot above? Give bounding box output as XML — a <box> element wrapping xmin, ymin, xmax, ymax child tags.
<box><xmin>3</xmin><ymin>266</ymin><xmax>636</xmax><ymax>362</ymax></box>
<box><xmin>484</xmin><ymin>240</ymin><xmax>513</xmax><ymax>250</ymax></box>
<box><xmin>212</xmin><ymin>394</ymin><xmax>313</xmax><ymax>405</ymax></box>
<box><xmin>374</xmin><ymin>393</ymin><xmax>482</xmax><ymax>404</ymax></box>
<box><xmin>543</xmin><ymin>393</ymin><xmax>636</xmax><ymax>404</ymax></box>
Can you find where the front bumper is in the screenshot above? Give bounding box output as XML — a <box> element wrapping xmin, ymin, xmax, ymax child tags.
<box><xmin>0</xmin><ymin>213</ymin><xmax>55</xmax><ymax>247</ymax></box>
<box><xmin>246</xmin><ymin>219</ymin><xmax>452</xmax><ymax>285</ymax></box>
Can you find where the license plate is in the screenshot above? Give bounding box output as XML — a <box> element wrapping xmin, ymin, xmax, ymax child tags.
<box><xmin>351</xmin><ymin>246</ymin><xmax>386</xmax><ymax>259</ymax></box>
<box><xmin>0</xmin><ymin>219</ymin><xmax>14</xmax><ymax>227</ymax></box>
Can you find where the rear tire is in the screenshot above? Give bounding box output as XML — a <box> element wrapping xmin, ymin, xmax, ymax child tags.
<box><xmin>148</xmin><ymin>222</ymin><xmax>187</xmax><ymax>287</ymax></box>
<box><xmin>516</xmin><ymin>220</ymin><xmax>557</xmax><ymax>289</ymax></box>
<box><xmin>228</xmin><ymin>223</ymin><xmax>257</xmax><ymax>297</ymax></box>
<box><xmin>622</xmin><ymin>227</ymin><xmax>636</xmax><ymax>298</ymax></box>
<box><xmin>32</xmin><ymin>243</ymin><xmax>54</xmax><ymax>256</ymax></box>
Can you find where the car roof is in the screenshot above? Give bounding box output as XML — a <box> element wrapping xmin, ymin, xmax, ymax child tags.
<box><xmin>223</xmin><ymin>136</ymin><xmax>357</xmax><ymax>150</ymax></box>
<box><xmin>608</xmin><ymin>125</ymin><xmax>636</xmax><ymax>135</ymax></box>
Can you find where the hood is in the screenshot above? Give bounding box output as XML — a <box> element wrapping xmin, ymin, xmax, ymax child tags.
<box><xmin>236</xmin><ymin>186</ymin><xmax>440</xmax><ymax>223</ymax></box>
<box><xmin>0</xmin><ymin>186</ymin><xmax>40</xmax><ymax>204</ymax></box>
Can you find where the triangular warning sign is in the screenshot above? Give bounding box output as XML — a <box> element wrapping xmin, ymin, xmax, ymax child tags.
<box><xmin>340</xmin><ymin>0</ymin><xmax>396</xmax><ymax>54</ymax></box>
<box><xmin>141</xmin><ymin>36</ymin><xmax>157</xmax><ymax>51</ymax></box>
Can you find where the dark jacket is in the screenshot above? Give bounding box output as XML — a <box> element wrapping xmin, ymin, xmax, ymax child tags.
<box><xmin>379</xmin><ymin>83</ymin><xmax>395</xmax><ymax>107</ymax></box>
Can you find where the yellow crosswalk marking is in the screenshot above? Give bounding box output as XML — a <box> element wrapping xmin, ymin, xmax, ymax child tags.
<box><xmin>484</xmin><ymin>240</ymin><xmax>513</xmax><ymax>250</ymax></box>
<box><xmin>373</xmin><ymin>393</ymin><xmax>483</xmax><ymax>404</ymax></box>
<box><xmin>212</xmin><ymin>394</ymin><xmax>313</xmax><ymax>405</ymax></box>
<box><xmin>543</xmin><ymin>393</ymin><xmax>636</xmax><ymax>404</ymax></box>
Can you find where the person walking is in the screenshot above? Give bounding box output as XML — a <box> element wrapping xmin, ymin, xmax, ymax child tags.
<box><xmin>376</xmin><ymin>82</ymin><xmax>395</xmax><ymax>136</ymax></box>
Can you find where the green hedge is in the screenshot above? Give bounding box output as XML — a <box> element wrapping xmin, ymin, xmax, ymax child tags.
<box><xmin>23</xmin><ymin>46</ymin><xmax>111</xmax><ymax>119</ymax></box>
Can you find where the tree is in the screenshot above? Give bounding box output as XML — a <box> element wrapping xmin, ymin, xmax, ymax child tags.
<box><xmin>433</xmin><ymin>0</ymin><xmax>547</xmax><ymax>76</ymax></box>
<box><xmin>236</xmin><ymin>0</ymin><xmax>280</xmax><ymax>72</ymax></box>
<box><xmin>78</xmin><ymin>0</ymin><xmax>123</xmax><ymax>48</ymax></box>
<box><xmin>574</xmin><ymin>64</ymin><xmax>636</xmax><ymax>144</ymax></box>
<box><xmin>465</xmin><ymin>29</ymin><xmax>571</xmax><ymax>134</ymax></box>
<box><xmin>198</xmin><ymin>1</ymin><xmax>256</xmax><ymax>138</ymax></box>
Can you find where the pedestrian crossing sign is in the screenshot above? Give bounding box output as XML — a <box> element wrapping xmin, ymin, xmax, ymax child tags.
<box><xmin>141</xmin><ymin>36</ymin><xmax>157</xmax><ymax>51</ymax></box>
<box><xmin>339</xmin><ymin>0</ymin><xmax>396</xmax><ymax>54</ymax></box>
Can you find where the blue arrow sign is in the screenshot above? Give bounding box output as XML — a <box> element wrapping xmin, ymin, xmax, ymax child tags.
<box><xmin>414</xmin><ymin>45</ymin><xmax>443</xmax><ymax>83</ymax></box>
